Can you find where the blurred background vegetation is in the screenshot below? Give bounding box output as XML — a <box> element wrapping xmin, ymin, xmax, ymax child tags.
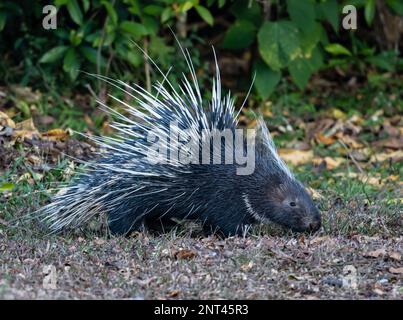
<box><xmin>0</xmin><ymin>0</ymin><xmax>402</xmax><ymax>131</ymax></box>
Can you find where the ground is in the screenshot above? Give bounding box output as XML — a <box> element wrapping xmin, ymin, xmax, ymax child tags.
<box><xmin>0</xmin><ymin>233</ymin><xmax>402</xmax><ymax>299</ymax></box>
<box><xmin>0</xmin><ymin>78</ymin><xmax>402</xmax><ymax>299</ymax></box>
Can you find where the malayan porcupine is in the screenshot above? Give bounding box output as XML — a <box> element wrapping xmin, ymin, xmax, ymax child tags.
<box><xmin>38</xmin><ymin>43</ymin><xmax>321</xmax><ymax>237</ymax></box>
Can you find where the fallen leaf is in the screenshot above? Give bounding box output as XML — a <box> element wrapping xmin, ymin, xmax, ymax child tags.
<box><xmin>310</xmin><ymin>236</ymin><xmax>330</xmax><ymax>245</ymax></box>
<box><xmin>331</xmin><ymin>108</ymin><xmax>347</xmax><ymax>120</ymax></box>
<box><xmin>335</xmin><ymin>132</ymin><xmax>364</xmax><ymax>149</ymax></box>
<box><xmin>389</xmin><ymin>252</ymin><xmax>401</xmax><ymax>261</ymax></box>
<box><xmin>41</xmin><ymin>128</ymin><xmax>70</xmax><ymax>141</ymax></box>
<box><xmin>0</xmin><ymin>111</ymin><xmax>15</xmax><ymax>128</ymax></box>
<box><xmin>278</xmin><ymin>149</ymin><xmax>314</xmax><ymax>165</ymax></box>
<box><xmin>167</xmin><ymin>290</ymin><xmax>180</xmax><ymax>297</ymax></box>
<box><xmin>363</xmin><ymin>249</ymin><xmax>387</xmax><ymax>258</ymax></box>
<box><xmin>389</xmin><ymin>267</ymin><xmax>403</xmax><ymax>274</ymax></box>
<box><xmin>306</xmin><ymin>187</ymin><xmax>324</xmax><ymax>200</ymax></box>
<box><xmin>373</xmin><ymin>289</ymin><xmax>384</xmax><ymax>296</ymax></box>
<box><xmin>313</xmin><ymin>156</ymin><xmax>345</xmax><ymax>169</ymax></box>
<box><xmin>15</xmin><ymin>118</ymin><xmax>37</xmax><ymax>131</ymax></box>
<box><xmin>370</xmin><ymin>150</ymin><xmax>403</xmax><ymax>163</ymax></box>
<box><xmin>174</xmin><ymin>249</ymin><xmax>197</xmax><ymax>260</ymax></box>
<box><xmin>42</xmin><ymin>264</ymin><xmax>57</xmax><ymax>290</ymax></box>
<box><xmin>240</xmin><ymin>261</ymin><xmax>255</xmax><ymax>272</ymax></box>
<box><xmin>342</xmin><ymin>265</ymin><xmax>358</xmax><ymax>289</ymax></box>
<box><xmin>315</xmin><ymin>133</ymin><xmax>336</xmax><ymax>145</ymax></box>
<box><xmin>372</xmin><ymin>137</ymin><xmax>403</xmax><ymax>150</ymax></box>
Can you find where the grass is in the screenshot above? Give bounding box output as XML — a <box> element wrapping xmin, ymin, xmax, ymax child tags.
<box><xmin>0</xmin><ymin>78</ymin><xmax>402</xmax><ymax>299</ymax></box>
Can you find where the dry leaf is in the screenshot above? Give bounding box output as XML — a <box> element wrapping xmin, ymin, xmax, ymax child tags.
<box><xmin>0</xmin><ymin>111</ymin><xmax>15</xmax><ymax>128</ymax></box>
<box><xmin>167</xmin><ymin>290</ymin><xmax>180</xmax><ymax>298</ymax></box>
<box><xmin>342</xmin><ymin>265</ymin><xmax>358</xmax><ymax>289</ymax></box>
<box><xmin>42</xmin><ymin>264</ymin><xmax>57</xmax><ymax>290</ymax></box>
<box><xmin>310</xmin><ymin>236</ymin><xmax>330</xmax><ymax>245</ymax></box>
<box><xmin>389</xmin><ymin>267</ymin><xmax>403</xmax><ymax>274</ymax></box>
<box><xmin>334</xmin><ymin>172</ymin><xmax>383</xmax><ymax>186</ymax></box>
<box><xmin>389</xmin><ymin>252</ymin><xmax>401</xmax><ymax>261</ymax></box>
<box><xmin>315</xmin><ymin>133</ymin><xmax>336</xmax><ymax>145</ymax></box>
<box><xmin>335</xmin><ymin>132</ymin><xmax>364</xmax><ymax>149</ymax></box>
<box><xmin>306</xmin><ymin>187</ymin><xmax>324</xmax><ymax>200</ymax></box>
<box><xmin>363</xmin><ymin>249</ymin><xmax>387</xmax><ymax>258</ymax></box>
<box><xmin>174</xmin><ymin>249</ymin><xmax>197</xmax><ymax>260</ymax></box>
<box><xmin>15</xmin><ymin>118</ymin><xmax>37</xmax><ymax>131</ymax></box>
<box><xmin>331</xmin><ymin>108</ymin><xmax>347</xmax><ymax>120</ymax></box>
<box><xmin>41</xmin><ymin>128</ymin><xmax>70</xmax><ymax>141</ymax></box>
<box><xmin>372</xmin><ymin>137</ymin><xmax>403</xmax><ymax>150</ymax></box>
<box><xmin>278</xmin><ymin>149</ymin><xmax>314</xmax><ymax>165</ymax></box>
<box><xmin>313</xmin><ymin>157</ymin><xmax>345</xmax><ymax>169</ymax></box>
<box><xmin>370</xmin><ymin>150</ymin><xmax>403</xmax><ymax>163</ymax></box>
<box><xmin>240</xmin><ymin>261</ymin><xmax>255</xmax><ymax>272</ymax></box>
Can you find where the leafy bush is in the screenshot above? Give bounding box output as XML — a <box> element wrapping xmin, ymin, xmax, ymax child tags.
<box><xmin>0</xmin><ymin>0</ymin><xmax>401</xmax><ymax>100</ymax></box>
<box><xmin>220</xmin><ymin>0</ymin><xmax>402</xmax><ymax>98</ymax></box>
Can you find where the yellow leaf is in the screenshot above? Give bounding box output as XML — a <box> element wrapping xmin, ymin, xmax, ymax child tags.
<box><xmin>15</xmin><ymin>118</ymin><xmax>37</xmax><ymax>131</ymax></box>
<box><xmin>41</xmin><ymin>128</ymin><xmax>70</xmax><ymax>141</ymax></box>
<box><xmin>313</xmin><ymin>157</ymin><xmax>345</xmax><ymax>169</ymax></box>
<box><xmin>315</xmin><ymin>133</ymin><xmax>336</xmax><ymax>145</ymax></box>
<box><xmin>278</xmin><ymin>149</ymin><xmax>314</xmax><ymax>165</ymax></box>
<box><xmin>370</xmin><ymin>150</ymin><xmax>403</xmax><ymax>163</ymax></box>
<box><xmin>0</xmin><ymin>111</ymin><xmax>15</xmax><ymax>128</ymax></box>
<box><xmin>331</xmin><ymin>108</ymin><xmax>347</xmax><ymax>120</ymax></box>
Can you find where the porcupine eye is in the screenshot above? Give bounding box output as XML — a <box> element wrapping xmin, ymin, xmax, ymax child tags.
<box><xmin>289</xmin><ymin>201</ymin><xmax>297</xmax><ymax>207</ymax></box>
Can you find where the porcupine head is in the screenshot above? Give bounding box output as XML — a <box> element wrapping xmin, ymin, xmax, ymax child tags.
<box><xmin>238</xmin><ymin>118</ymin><xmax>321</xmax><ymax>233</ymax></box>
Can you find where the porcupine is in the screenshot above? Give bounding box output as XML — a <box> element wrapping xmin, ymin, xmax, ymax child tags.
<box><xmin>38</xmin><ymin>42</ymin><xmax>321</xmax><ymax>237</ymax></box>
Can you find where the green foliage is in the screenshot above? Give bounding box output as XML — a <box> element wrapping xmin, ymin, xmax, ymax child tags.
<box><xmin>0</xmin><ymin>0</ymin><xmax>215</xmax><ymax>86</ymax></box>
<box><xmin>0</xmin><ymin>0</ymin><xmax>401</xmax><ymax>101</ymax></box>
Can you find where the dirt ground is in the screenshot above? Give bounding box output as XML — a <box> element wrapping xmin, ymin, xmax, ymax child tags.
<box><xmin>0</xmin><ymin>231</ymin><xmax>401</xmax><ymax>299</ymax></box>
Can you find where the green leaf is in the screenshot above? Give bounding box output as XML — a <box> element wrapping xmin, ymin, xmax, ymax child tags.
<box><xmin>319</xmin><ymin>0</ymin><xmax>339</xmax><ymax>32</ymax></box>
<box><xmin>82</xmin><ymin>0</ymin><xmax>90</xmax><ymax>12</ymax></box>
<box><xmin>195</xmin><ymin>5</ymin><xmax>214</xmax><ymax>26</ymax></box>
<box><xmin>120</xmin><ymin>21</ymin><xmax>148</xmax><ymax>39</ymax></box>
<box><xmin>0</xmin><ymin>182</ymin><xmax>14</xmax><ymax>192</ymax></box>
<box><xmin>258</xmin><ymin>20</ymin><xmax>301</xmax><ymax>71</ymax></box>
<box><xmin>286</xmin><ymin>0</ymin><xmax>316</xmax><ymax>33</ymax></box>
<box><xmin>161</xmin><ymin>7</ymin><xmax>173</xmax><ymax>23</ymax></box>
<box><xmin>367</xmin><ymin>51</ymin><xmax>398</xmax><ymax>71</ymax></box>
<box><xmin>387</xmin><ymin>0</ymin><xmax>403</xmax><ymax>15</ymax></box>
<box><xmin>181</xmin><ymin>2</ymin><xmax>194</xmax><ymax>12</ymax></box>
<box><xmin>143</xmin><ymin>5</ymin><xmax>164</xmax><ymax>16</ymax></box>
<box><xmin>364</xmin><ymin>0</ymin><xmax>376</xmax><ymax>26</ymax></box>
<box><xmin>222</xmin><ymin>20</ymin><xmax>256</xmax><ymax>50</ymax></box>
<box><xmin>79</xmin><ymin>46</ymin><xmax>106</xmax><ymax>67</ymax></box>
<box><xmin>67</xmin><ymin>0</ymin><xmax>83</xmax><ymax>25</ymax></box>
<box><xmin>142</xmin><ymin>16</ymin><xmax>158</xmax><ymax>36</ymax></box>
<box><xmin>299</xmin><ymin>22</ymin><xmax>323</xmax><ymax>56</ymax></box>
<box><xmin>230</xmin><ymin>0</ymin><xmax>262</xmax><ymax>27</ymax></box>
<box><xmin>126</xmin><ymin>51</ymin><xmax>142</xmax><ymax>67</ymax></box>
<box><xmin>55</xmin><ymin>0</ymin><xmax>69</xmax><ymax>5</ymax></box>
<box><xmin>0</xmin><ymin>11</ymin><xmax>7</xmax><ymax>31</ymax></box>
<box><xmin>102</xmin><ymin>1</ymin><xmax>117</xmax><ymax>26</ymax></box>
<box><xmin>289</xmin><ymin>47</ymin><xmax>323</xmax><ymax>90</ymax></box>
<box><xmin>325</xmin><ymin>43</ymin><xmax>352</xmax><ymax>56</ymax></box>
<box><xmin>63</xmin><ymin>48</ymin><xmax>80</xmax><ymax>80</ymax></box>
<box><xmin>39</xmin><ymin>46</ymin><xmax>69</xmax><ymax>63</ymax></box>
<box><xmin>254</xmin><ymin>60</ymin><xmax>281</xmax><ymax>99</ymax></box>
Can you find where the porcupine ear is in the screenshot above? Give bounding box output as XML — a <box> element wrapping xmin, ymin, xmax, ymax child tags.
<box><xmin>255</xmin><ymin>118</ymin><xmax>294</xmax><ymax>179</ymax></box>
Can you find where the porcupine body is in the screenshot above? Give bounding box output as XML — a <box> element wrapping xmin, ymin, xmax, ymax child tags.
<box><xmin>39</xmin><ymin>44</ymin><xmax>321</xmax><ymax>237</ymax></box>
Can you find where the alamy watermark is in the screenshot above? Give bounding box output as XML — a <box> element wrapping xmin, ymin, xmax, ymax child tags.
<box><xmin>42</xmin><ymin>5</ymin><xmax>57</xmax><ymax>30</ymax></box>
<box><xmin>41</xmin><ymin>3</ymin><xmax>359</xmax><ymax>31</ymax></box>
<box><xmin>145</xmin><ymin>121</ymin><xmax>256</xmax><ymax>176</ymax></box>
